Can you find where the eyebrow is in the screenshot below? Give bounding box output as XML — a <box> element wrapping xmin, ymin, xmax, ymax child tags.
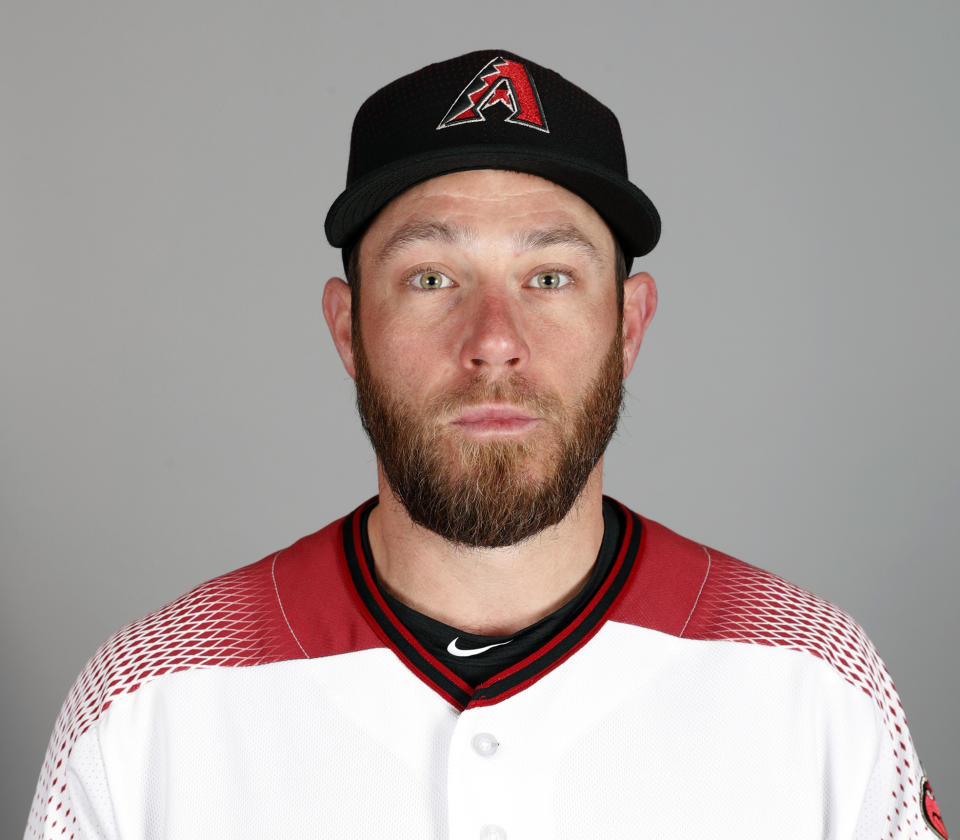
<box><xmin>375</xmin><ymin>220</ymin><xmax>476</xmax><ymax>267</ymax></box>
<box><xmin>513</xmin><ymin>224</ymin><xmax>599</xmax><ymax>260</ymax></box>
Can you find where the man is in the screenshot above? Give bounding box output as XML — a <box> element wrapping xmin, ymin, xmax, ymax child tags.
<box><xmin>26</xmin><ymin>50</ymin><xmax>948</xmax><ymax>840</ymax></box>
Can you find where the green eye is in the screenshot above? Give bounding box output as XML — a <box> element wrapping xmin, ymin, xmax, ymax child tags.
<box><xmin>531</xmin><ymin>270</ymin><xmax>570</xmax><ymax>289</ymax></box>
<box><xmin>413</xmin><ymin>270</ymin><xmax>450</xmax><ymax>289</ymax></box>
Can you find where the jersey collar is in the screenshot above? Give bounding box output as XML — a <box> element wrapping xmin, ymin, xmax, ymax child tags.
<box><xmin>340</xmin><ymin>497</ymin><xmax>645</xmax><ymax>710</ymax></box>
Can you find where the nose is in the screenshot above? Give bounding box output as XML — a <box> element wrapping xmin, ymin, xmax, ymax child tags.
<box><xmin>458</xmin><ymin>288</ymin><xmax>530</xmax><ymax>373</ymax></box>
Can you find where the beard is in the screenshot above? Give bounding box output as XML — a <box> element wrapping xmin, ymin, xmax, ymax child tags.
<box><xmin>353</xmin><ymin>330</ymin><xmax>625</xmax><ymax>548</ymax></box>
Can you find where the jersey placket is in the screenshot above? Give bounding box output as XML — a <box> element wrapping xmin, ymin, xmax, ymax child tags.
<box><xmin>446</xmin><ymin>701</ymin><xmax>554</xmax><ymax>840</ymax></box>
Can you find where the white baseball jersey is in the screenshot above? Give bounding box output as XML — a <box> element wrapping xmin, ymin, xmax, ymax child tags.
<box><xmin>25</xmin><ymin>499</ymin><xmax>948</xmax><ymax>840</ymax></box>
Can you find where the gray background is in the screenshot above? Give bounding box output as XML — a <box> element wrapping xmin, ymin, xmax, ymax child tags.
<box><xmin>2</xmin><ymin>1</ymin><xmax>957</xmax><ymax>834</ymax></box>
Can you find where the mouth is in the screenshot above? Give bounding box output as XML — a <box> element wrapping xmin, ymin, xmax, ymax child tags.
<box><xmin>450</xmin><ymin>404</ymin><xmax>540</xmax><ymax>437</ymax></box>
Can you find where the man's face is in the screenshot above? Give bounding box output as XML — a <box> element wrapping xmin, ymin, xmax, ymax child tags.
<box><xmin>344</xmin><ymin>170</ymin><xmax>639</xmax><ymax>547</ymax></box>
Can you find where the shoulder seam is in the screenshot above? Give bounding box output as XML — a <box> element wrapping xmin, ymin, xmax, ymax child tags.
<box><xmin>271</xmin><ymin>551</ymin><xmax>309</xmax><ymax>658</ymax></box>
<box><xmin>679</xmin><ymin>544</ymin><xmax>712</xmax><ymax>638</ymax></box>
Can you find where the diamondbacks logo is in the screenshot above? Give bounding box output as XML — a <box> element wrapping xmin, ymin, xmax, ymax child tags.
<box><xmin>438</xmin><ymin>56</ymin><xmax>549</xmax><ymax>133</ymax></box>
<box><xmin>922</xmin><ymin>777</ymin><xmax>949</xmax><ymax>839</ymax></box>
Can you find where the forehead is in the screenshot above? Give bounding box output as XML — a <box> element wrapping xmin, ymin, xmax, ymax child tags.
<box><xmin>357</xmin><ymin>169</ymin><xmax>617</xmax><ymax>266</ymax></box>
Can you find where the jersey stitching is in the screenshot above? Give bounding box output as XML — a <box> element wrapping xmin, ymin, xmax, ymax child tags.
<box><xmin>679</xmin><ymin>544</ymin><xmax>712</xmax><ymax>638</ymax></box>
<box><xmin>271</xmin><ymin>552</ymin><xmax>309</xmax><ymax>658</ymax></box>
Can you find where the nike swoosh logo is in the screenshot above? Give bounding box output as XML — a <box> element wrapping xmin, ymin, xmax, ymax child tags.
<box><xmin>446</xmin><ymin>637</ymin><xmax>513</xmax><ymax>657</ymax></box>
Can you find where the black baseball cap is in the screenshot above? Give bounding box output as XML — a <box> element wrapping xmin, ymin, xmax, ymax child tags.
<box><xmin>325</xmin><ymin>50</ymin><xmax>660</xmax><ymax>266</ymax></box>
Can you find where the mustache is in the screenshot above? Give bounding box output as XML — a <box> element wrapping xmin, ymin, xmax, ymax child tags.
<box><xmin>427</xmin><ymin>374</ymin><xmax>565</xmax><ymax>421</ymax></box>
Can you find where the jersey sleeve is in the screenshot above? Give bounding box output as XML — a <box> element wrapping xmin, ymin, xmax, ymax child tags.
<box><xmin>671</xmin><ymin>540</ymin><xmax>949</xmax><ymax>840</ymax></box>
<box><xmin>24</xmin><ymin>664</ymin><xmax>121</xmax><ymax>840</ymax></box>
<box><xmin>852</xmin><ymin>671</ymin><xmax>949</xmax><ymax>840</ymax></box>
<box><xmin>24</xmin><ymin>556</ymin><xmax>299</xmax><ymax>840</ymax></box>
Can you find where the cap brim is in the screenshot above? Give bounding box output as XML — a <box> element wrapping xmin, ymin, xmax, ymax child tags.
<box><xmin>325</xmin><ymin>146</ymin><xmax>661</xmax><ymax>260</ymax></box>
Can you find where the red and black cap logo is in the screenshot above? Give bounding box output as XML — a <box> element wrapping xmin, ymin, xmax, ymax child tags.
<box><xmin>437</xmin><ymin>56</ymin><xmax>549</xmax><ymax>133</ymax></box>
<box><xmin>923</xmin><ymin>777</ymin><xmax>949</xmax><ymax>840</ymax></box>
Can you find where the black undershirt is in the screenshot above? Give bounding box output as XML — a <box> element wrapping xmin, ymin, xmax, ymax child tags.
<box><xmin>360</xmin><ymin>499</ymin><xmax>625</xmax><ymax>688</ymax></box>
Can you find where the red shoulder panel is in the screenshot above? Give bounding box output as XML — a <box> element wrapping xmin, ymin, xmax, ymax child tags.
<box><xmin>269</xmin><ymin>512</ymin><xmax>383</xmax><ymax>658</ymax></box>
<box><xmin>609</xmin><ymin>516</ymin><xmax>711</xmax><ymax>636</ymax></box>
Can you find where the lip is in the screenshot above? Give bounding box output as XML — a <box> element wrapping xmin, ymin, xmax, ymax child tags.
<box><xmin>451</xmin><ymin>404</ymin><xmax>540</xmax><ymax>435</ymax></box>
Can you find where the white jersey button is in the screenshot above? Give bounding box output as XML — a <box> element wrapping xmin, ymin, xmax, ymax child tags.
<box><xmin>471</xmin><ymin>732</ymin><xmax>499</xmax><ymax>757</ymax></box>
<box><xmin>478</xmin><ymin>825</ymin><xmax>507</xmax><ymax>840</ymax></box>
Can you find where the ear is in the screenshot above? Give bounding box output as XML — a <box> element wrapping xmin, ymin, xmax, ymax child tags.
<box><xmin>322</xmin><ymin>276</ymin><xmax>356</xmax><ymax>379</ymax></box>
<box><xmin>620</xmin><ymin>272</ymin><xmax>658</xmax><ymax>379</ymax></box>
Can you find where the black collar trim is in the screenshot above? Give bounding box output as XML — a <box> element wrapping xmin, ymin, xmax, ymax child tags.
<box><xmin>340</xmin><ymin>498</ymin><xmax>644</xmax><ymax>711</ymax></box>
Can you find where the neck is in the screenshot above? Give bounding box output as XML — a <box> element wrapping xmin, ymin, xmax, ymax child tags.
<box><xmin>366</xmin><ymin>463</ymin><xmax>607</xmax><ymax>636</ymax></box>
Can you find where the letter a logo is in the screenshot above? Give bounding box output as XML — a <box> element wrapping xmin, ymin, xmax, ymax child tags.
<box><xmin>438</xmin><ymin>56</ymin><xmax>549</xmax><ymax>133</ymax></box>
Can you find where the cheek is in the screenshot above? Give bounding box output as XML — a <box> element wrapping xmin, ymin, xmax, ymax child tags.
<box><xmin>359</xmin><ymin>311</ymin><xmax>451</xmax><ymax>392</ymax></box>
<box><xmin>533</xmin><ymin>308</ymin><xmax>617</xmax><ymax>368</ymax></box>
